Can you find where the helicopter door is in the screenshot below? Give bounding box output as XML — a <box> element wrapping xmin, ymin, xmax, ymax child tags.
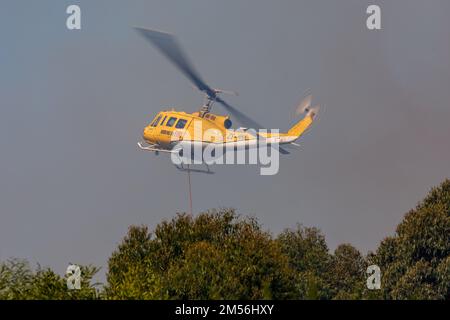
<box><xmin>172</xmin><ymin>118</ymin><xmax>190</xmax><ymax>142</ymax></box>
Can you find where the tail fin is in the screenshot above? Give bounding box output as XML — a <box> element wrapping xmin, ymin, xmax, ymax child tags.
<box><xmin>287</xmin><ymin>107</ymin><xmax>318</xmax><ymax>139</ymax></box>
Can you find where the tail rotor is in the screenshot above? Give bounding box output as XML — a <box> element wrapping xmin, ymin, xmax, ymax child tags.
<box><xmin>295</xmin><ymin>92</ymin><xmax>320</xmax><ymax>120</ymax></box>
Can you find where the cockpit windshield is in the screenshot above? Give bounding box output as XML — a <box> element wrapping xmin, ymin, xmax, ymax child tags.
<box><xmin>150</xmin><ymin>113</ymin><xmax>161</xmax><ymax>127</ymax></box>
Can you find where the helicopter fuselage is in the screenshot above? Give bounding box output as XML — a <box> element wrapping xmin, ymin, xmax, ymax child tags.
<box><xmin>142</xmin><ymin>109</ymin><xmax>314</xmax><ymax>152</ymax></box>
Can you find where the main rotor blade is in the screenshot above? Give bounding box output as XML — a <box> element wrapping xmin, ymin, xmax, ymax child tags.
<box><xmin>216</xmin><ymin>97</ymin><xmax>264</xmax><ymax>130</ymax></box>
<box><xmin>134</xmin><ymin>27</ymin><xmax>216</xmax><ymax>97</ymax></box>
<box><xmin>135</xmin><ymin>27</ymin><xmax>265</xmax><ymax>130</ymax></box>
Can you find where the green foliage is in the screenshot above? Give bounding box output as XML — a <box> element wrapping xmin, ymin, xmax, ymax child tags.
<box><xmin>106</xmin><ymin>209</ymin><xmax>295</xmax><ymax>299</ymax></box>
<box><xmin>277</xmin><ymin>225</ymin><xmax>332</xmax><ymax>299</ymax></box>
<box><xmin>370</xmin><ymin>179</ymin><xmax>450</xmax><ymax>299</ymax></box>
<box><xmin>2</xmin><ymin>179</ymin><xmax>449</xmax><ymax>300</ymax></box>
<box><xmin>277</xmin><ymin>225</ymin><xmax>331</xmax><ymax>275</ymax></box>
<box><xmin>104</xmin><ymin>180</ymin><xmax>450</xmax><ymax>300</ymax></box>
<box><xmin>0</xmin><ymin>259</ymin><xmax>100</xmax><ymax>300</ymax></box>
<box><xmin>106</xmin><ymin>262</ymin><xmax>163</xmax><ymax>299</ymax></box>
<box><xmin>328</xmin><ymin>244</ymin><xmax>366</xmax><ymax>299</ymax></box>
<box><xmin>390</xmin><ymin>260</ymin><xmax>441</xmax><ymax>299</ymax></box>
<box><xmin>106</xmin><ymin>225</ymin><xmax>164</xmax><ymax>299</ymax></box>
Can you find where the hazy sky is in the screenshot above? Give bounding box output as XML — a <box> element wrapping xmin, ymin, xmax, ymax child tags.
<box><xmin>1</xmin><ymin>0</ymin><xmax>449</xmax><ymax>281</ymax></box>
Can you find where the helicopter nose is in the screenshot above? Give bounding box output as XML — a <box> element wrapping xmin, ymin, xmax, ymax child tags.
<box><xmin>143</xmin><ymin>126</ymin><xmax>154</xmax><ymax>142</ymax></box>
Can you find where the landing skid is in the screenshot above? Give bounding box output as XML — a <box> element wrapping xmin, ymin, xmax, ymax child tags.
<box><xmin>139</xmin><ymin>141</ymin><xmax>214</xmax><ymax>174</ymax></box>
<box><xmin>175</xmin><ymin>163</ymin><xmax>215</xmax><ymax>175</ymax></box>
<box><xmin>137</xmin><ymin>141</ymin><xmax>176</xmax><ymax>154</ymax></box>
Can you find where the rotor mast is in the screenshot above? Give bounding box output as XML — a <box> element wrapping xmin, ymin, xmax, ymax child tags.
<box><xmin>199</xmin><ymin>92</ymin><xmax>215</xmax><ymax>117</ymax></box>
<box><xmin>199</xmin><ymin>89</ymin><xmax>237</xmax><ymax>117</ymax></box>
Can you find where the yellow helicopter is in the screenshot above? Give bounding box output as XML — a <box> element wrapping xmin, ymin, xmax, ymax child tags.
<box><xmin>135</xmin><ymin>28</ymin><xmax>319</xmax><ymax>173</ymax></box>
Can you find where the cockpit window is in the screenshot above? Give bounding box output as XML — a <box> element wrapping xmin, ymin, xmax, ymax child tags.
<box><xmin>160</xmin><ymin>116</ymin><xmax>167</xmax><ymax>126</ymax></box>
<box><xmin>149</xmin><ymin>114</ymin><xmax>159</xmax><ymax>126</ymax></box>
<box><xmin>166</xmin><ymin>117</ymin><xmax>177</xmax><ymax>127</ymax></box>
<box><xmin>175</xmin><ymin>119</ymin><xmax>187</xmax><ymax>129</ymax></box>
<box><xmin>151</xmin><ymin>115</ymin><xmax>162</xmax><ymax>127</ymax></box>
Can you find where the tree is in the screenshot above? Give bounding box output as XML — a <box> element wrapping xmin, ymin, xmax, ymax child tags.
<box><xmin>328</xmin><ymin>244</ymin><xmax>366</xmax><ymax>299</ymax></box>
<box><xmin>106</xmin><ymin>209</ymin><xmax>295</xmax><ymax>299</ymax></box>
<box><xmin>0</xmin><ymin>259</ymin><xmax>100</xmax><ymax>300</ymax></box>
<box><xmin>3</xmin><ymin>179</ymin><xmax>449</xmax><ymax>300</ymax></box>
<box><xmin>370</xmin><ymin>179</ymin><xmax>450</xmax><ymax>299</ymax></box>
<box><xmin>106</xmin><ymin>225</ymin><xmax>164</xmax><ymax>299</ymax></box>
<box><xmin>277</xmin><ymin>225</ymin><xmax>332</xmax><ymax>299</ymax></box>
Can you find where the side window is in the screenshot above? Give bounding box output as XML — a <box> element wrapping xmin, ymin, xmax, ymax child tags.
<box><xmin>151</xmin><ymin>115</ymin><xmax>162</xmax><ymax>127</ymax></box>
<box><xmin>166</xmin><ymin>117</ymin><xmax>177</xmax><ymax>127</ymax></box>
<box><xmin>175</xmin><ymin>119</ymin><xmax>187</xmax><ymax>129</ymax></box>
<box><xmin>160</xmin><ymin>116</ymin><xmax>167</xmax><ymax>126</ymax></box>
